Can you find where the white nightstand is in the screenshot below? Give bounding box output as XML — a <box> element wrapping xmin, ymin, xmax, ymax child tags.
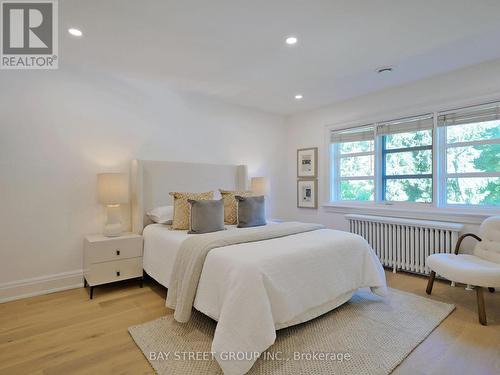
<box><xmin>83</xmin><ymin>233</ymin><xmax>144</xmax><ymax>299</ymax></box>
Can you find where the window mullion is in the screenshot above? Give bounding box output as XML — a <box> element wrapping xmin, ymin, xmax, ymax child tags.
<box><xmin>446</xmin><ymin>138</ymin><xmax>500</xmax><ymax>149</ymax></box>
<box><xmin>383</xmin><ymin>145</ymin><xmax>432</xmax><ymax>154</ymax></box>
<box><xmin>340</xmin><ymin>176</ymin><xmax>375</xmax><ymax>181</ymax></box>
<box><xmin>380</xmin><ymin>134</ymin><xmax>387</xmax><ymax>202</ymax></box>
<box><xmin>384</xmin><ymin>174</ymin><xmax>433</xmax><ymax>180</ymax></box>
<box><xmin>339</xmin><ymin>150</ymin><xmax>374</xmax><ymax>158</ymax></box>
<box><xmin>447</xmin><ymin>172</ymin><xmax>500</xmax><ymax>178</ymax></box>
<box><xmin>437</xmin><ymin>124</ymin><xmax>447</xmax><ymax>207</ymax></box>
<box><xmin>374</xmin><ymin>127</ymin><xmax>383</xmax><ymax>203</ymax></box>
<box><xmin>332</xmin><ymin>143</ymin><xmax>339</xmax><ymax>201</ymax></box>
<box><xmin>335</xmin><ymin>144</ymin><xmax>341</xmax><ymax>201</ymax></box>
<box><xmin>432</xmin><ymin>113</ymin><xmax>440</xmax><ymax>208</ymax></box>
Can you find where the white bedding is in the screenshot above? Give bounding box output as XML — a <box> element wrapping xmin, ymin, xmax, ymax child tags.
<box><xmin>143</xmin><ymin>224</ymin><xmax>193</xmax><ymax>288</ymax></box>
<box><xmin>144</xmin><ymin>224</ymin><xmax>387</xmax><ymax>375</ymax></box>
<box><xmin>143</xmin><ymin>223</ymin><xmax>238</xmax><ymax>287</ymax></box>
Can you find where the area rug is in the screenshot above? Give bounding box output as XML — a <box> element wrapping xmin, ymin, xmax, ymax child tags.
<box><xmin>128</xmin><ymin>288</ymin><xmax>454</xmax><ymax>375</ymax></box>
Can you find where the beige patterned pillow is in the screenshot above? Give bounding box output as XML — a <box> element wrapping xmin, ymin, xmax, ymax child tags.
<box><xmin>169</xmin><ymin>191</ymin><xmax>214</xmax><ymax>230</ymax></box>
<box><xmin>219</xmin><ymin>189</ymin><xmax>253</xmax><ymax>225</ymax></box>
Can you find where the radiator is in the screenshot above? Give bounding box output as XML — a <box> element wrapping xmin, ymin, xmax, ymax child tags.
<box><xmin>345</xmin><ymin>214</ymin><xmax>464</xmax><ymax>275</ymax></box>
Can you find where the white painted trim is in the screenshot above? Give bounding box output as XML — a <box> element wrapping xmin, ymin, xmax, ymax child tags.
<box><xmin>432</xmin><ymin>115</ymin><xmax>440</xmax><ymax>206</ymax></box>
<box><xmin>339</xmin><ymin>150</ymin><xmax>373</xmax><ymax>158</ymax></box>
<box><xmin>436</xmin><ymin>122</ymin><xmax>446</xmax><ymax>207</ymax></box>
<box><xmin>447</xmin><ymin>172</ymin><xmax>500</xmax><ymax>179</ymax></box>
<box><xmin>322</xmin><ymin>203</ymin><xmax>494</xmax><ymax>225</ymax></box>
<box><xmin>0</xmin><ymin>270</ymin><xmax>83</xmax><ymax>303</ymax></box>
<box><xmin>447</xmin><ymin>138</ymin><xmax>500</xmax><ymax>148</ymax></box>
<box><xmin>340</xmin><ymin>176</ymin><xmax>374</xmax><ymax>181</ymax></box>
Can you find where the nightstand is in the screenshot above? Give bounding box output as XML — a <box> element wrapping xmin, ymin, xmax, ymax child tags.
<box><xmin>83</xmin><ymin>233</ymin><xmax>144</xmax><ymax>299</ymax></box>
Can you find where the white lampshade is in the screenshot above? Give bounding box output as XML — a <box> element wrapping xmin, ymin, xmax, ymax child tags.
<box><xmin>97</xmin><ymin>173</ymin><xmax>129</xmax><ymax>205</ymax></box>
<box><xmin>251</xmin><ymin>177</ymin><xmax>270</xmax><ymax>196</ymax></box>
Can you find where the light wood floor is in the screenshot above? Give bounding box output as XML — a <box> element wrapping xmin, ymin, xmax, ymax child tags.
<box><xmin>0</xmin><ymin>272</ymin><xmax>499</xmax><ymax>375</ymax></box>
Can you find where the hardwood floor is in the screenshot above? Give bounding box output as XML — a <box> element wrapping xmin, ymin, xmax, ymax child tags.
<box><xmin>0</xmin><ymin>272</ymin><xmax>499</xmax><ymax>375</ymax></box>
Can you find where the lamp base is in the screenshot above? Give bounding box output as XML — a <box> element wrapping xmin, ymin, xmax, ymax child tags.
<box><xmin>103</xmin><ymin>223</ymin><xmax>123</xmax><ymax>237</ymax></box>
<box><xmin>103</xmin><ymin>204</ymin><xmax>124</xmax><ymax>237</ymax></box>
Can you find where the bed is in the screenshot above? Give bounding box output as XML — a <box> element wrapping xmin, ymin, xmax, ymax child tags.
<box><xmin>142</xmin><ymin>222</ymin><xmax>239</xmax><ymax>289</ymax></box>
<box><xmin>131</xmin><ymin>160</ymin><xmax>387</xmax><ymax>375</ymax></box>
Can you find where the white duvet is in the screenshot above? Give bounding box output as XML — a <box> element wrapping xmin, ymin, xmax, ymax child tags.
<box><xmin>188</xmin><ymin>228</ymin><xmax>387</xmax><ymax>374</ymax></box>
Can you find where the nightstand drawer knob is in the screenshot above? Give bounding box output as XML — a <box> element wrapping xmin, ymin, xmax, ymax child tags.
<box><xmin>116</xmin><ymin>271</ymin><xmax>120</xmax><ymax>277</ymax></box>
<box><xmin>116</xmin><ymin>250</ymin><xmax>120</xmax><ymax>256</ymax></box>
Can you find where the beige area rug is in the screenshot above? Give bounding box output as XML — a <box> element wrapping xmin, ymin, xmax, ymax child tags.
<box><xmin>129</xmin><ymin>288</ymin><xmax>454</xmax><ymax>375</ymax></box>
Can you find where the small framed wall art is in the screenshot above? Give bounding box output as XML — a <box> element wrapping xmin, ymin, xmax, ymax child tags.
<box><xmin>297</xmin><ymin>147</ymin><xmax>318</xmax><ymax>178</ymax></box>
<box><xmin>297</xmin><ymin>179</ymin><xmax>317</xmax><ymax>209</ymax></box>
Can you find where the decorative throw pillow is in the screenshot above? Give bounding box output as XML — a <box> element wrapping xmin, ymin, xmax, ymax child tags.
<box><xmin>220</xmin><ymin>189</ymin><xmax>253</xmax><ymax>225</ymax></box>
<box><xmin>235</xmin><ymin>195</ymin><xmax>266</xmax><ymax>228</ymax></box>
<box><xmin>146</xmin><ymin>205</ymin><xmax>174</xmax><ymax>224</ymax></box>
<box><xmin>169</xmin><ymin>191</ymin><xmax>214</xmax><ymax>230</ymax></box>
<box><xmin>188</xmin><ymin>199</ymin><xmax>225</xmax><ymax>234</ymax></box>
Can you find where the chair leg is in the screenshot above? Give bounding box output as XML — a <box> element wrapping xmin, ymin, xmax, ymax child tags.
<box><xmin>488</xmin><ymin>287</ymin><xmax>495</xmax><ymax>293</ymax></box>
<box><xmin>426</xmin><ymin>271</ymin><xmax>436</xmax><ymax>295</ymax></box>
<box><xmin>476</xmin><ymin>287</ymin><xmax>487</xmax><ymax>326</ymax></box>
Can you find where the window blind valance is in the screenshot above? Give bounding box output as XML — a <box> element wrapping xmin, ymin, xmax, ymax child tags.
<box><xmin>376</xmin><ymin>114</ymin><xmax>433</xmax><ymax>136</ymax></box>
<box><xmin>330</xmin><ymin>125</ymin><xmax>374</xmax><ymax>143</ymax></box>
<box><xmin>438</xmin><ymin>102</ymin><xmax>500</xmax><ymax>127</ymax></box>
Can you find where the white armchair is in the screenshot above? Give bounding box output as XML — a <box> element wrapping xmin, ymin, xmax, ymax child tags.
<box><xmin>426</xmin><ymin>216</ymin><xmax>500</xmax><ymax>325</ymax></box>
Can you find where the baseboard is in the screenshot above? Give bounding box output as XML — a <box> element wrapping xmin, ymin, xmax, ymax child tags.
<box><xmin>0</xmin><ymin>270</ymin><xmax>84</xmax><ymax>303</ymax></box>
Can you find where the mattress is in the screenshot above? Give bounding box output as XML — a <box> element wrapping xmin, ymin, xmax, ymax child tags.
<box><xmin>142</xmin><ymin>223</ymin><xmax>239</xmax><ymax>288</ymax></box>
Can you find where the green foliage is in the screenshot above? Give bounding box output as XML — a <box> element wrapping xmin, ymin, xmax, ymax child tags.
<box><xmin>480</xmin><ymin>181</ymin><xmax>499</xmax><ymax>205</ymax></box>
<box><xmin>473</xmin><ymin>126</ymin><xmax>500</xmax><ymax>205</ymax></box>
<box><xmin>473</xmin><ymin>127</ymin><xmax>500</xmax><ymax>172</ymax></box>
<box><xmin>341</xmin><ymin>180</ymin><xmax>373</xmax><ymax>201</ymax></box>
<box><xmin>398</xmin><ymin>179</ymin><xmax>432</xmax><ymax>202</ymax></box>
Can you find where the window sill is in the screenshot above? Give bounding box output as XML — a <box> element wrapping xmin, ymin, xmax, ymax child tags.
<box><xmin>321</xmin><ymin>202</ymin><xmax>498</xmax><ymax>225</ymax></box>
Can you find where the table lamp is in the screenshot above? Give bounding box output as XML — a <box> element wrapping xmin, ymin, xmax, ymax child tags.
<box><xmin>251</xmin><ymin>177</ymin><xmax>270</xmax><ymax>196</ymax></box>
<box><xmin>97</xmin><ymin>173</ymin><xmax>129</xmax><ymax>237</ymax></box>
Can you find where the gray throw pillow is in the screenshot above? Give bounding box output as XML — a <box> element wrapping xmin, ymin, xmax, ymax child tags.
<box><xmin>235</xmin><ymin>195</ymin><xmax>266</xmax><ymax>228</ymax></box>
<box><xmin>188</xmin><ymin>199</ymin><xmax>225</xmax><ymax>234</ymax></box>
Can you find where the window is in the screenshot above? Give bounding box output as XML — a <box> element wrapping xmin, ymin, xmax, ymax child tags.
<box><xmin>330</xmin><ymin>126</ymin><xmax>374</xmax><ymax>201</ymax></box>
<box><xmin>328</xmin><ymin>101</ymin><xmax>500</xmax><ymax>208</ymax></box>
<box><xmin>439</xmin><ymin>103</ymin><xmax>500</xmax><ymax>206</ymax></box>
<box><xmin>379</xmin><ymin>115</ymin><xmax>433</xmax><ymax>203</ymax></box>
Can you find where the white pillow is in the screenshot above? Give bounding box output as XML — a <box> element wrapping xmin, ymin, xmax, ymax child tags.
<box><xmin>147</xmin><ymin>205</ymin><xmax>174</xmax><ymax>224</ymax></box>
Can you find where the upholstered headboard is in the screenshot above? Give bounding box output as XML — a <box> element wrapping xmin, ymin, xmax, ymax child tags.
<box><xmin>131</xmin><ymin>160</ymin><xmax>248</xmax><ymax>233</ymax></box>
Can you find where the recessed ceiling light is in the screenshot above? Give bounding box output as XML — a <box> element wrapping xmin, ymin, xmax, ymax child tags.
<box><xmin>376</xmin><ymin>66</ymin><xmax>393</xmax><ymax>74</ymax></box>
<box><xmin>295</xmin><ymin>94</ymin><xmax>303</xmax><ymax>100</ymax></box>
<box><xmin>68</xmin><ymin>28</ymin><xmax>83</xmax><ymax>37</ymax></box>
<box><xmin>285</xmin><ymin>36</ymin><xmax>298</xmax><ymax>45</ymax></box>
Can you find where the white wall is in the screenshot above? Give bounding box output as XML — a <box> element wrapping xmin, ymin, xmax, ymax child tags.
<box><xmin>282</xmin><ymin>59</ymin><xmax>500</xmax><ymax>241</ymax></box>
<box><xmin>0</xmin><ymin>68</ymin><xmax>287</xmax><ymax>301</ymax></box>
<box><xmin>3</xmin><ymin>59</ymin><xmax>500</xmax><ymax>302</ymax></box>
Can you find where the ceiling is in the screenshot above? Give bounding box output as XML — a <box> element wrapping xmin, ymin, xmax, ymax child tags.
<box><xmin>61</xmin><ymin>0</ymin><xmax>500</xmax><ymax>115</ymax></box>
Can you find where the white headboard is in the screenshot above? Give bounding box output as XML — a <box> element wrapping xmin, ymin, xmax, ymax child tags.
<box><xmin>131</xmin><ymin>160</ymin><xmax>248</xmax><ymax>233</ymax></box>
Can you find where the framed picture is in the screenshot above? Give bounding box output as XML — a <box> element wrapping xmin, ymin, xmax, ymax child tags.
<box><xmin>297</xmin><ymin>179</ymin><xmax>317</xmax><ymax>209</ymax></box>
<box><xmin>297</xmin><ymin>147</ymin><xmax>318</xmax><ymax>178</ymax></box>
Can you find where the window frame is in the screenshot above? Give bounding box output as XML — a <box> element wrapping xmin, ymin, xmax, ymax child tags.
<box><xmin>440</xmin><ymin>123</ymin><xmax>500</xmax><ymax>208</ymax></box>
<box><xmin>331</xmin><ymin>142</ymin><xmax>375</xmax><ymax>202</ymax></box>
<box><xmin>327</xmin><ymin>102</ymin><xmax>500</xmax><ymax>210</ymax></box>
<box><xmin>381</xmin><ymin>132</ymin><xmax>434</xmax><ymax>203</ymax></box>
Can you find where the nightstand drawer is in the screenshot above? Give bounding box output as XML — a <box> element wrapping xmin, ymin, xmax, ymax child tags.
<box><xmin>86</xmin><ymin>257</ymin><xmax>143</xmax><ymax>286</ymax></box>
<box><xmin>85</xmin><ymin>236</ymin><xmax>143</xmax><ymax>263</ymax></box>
